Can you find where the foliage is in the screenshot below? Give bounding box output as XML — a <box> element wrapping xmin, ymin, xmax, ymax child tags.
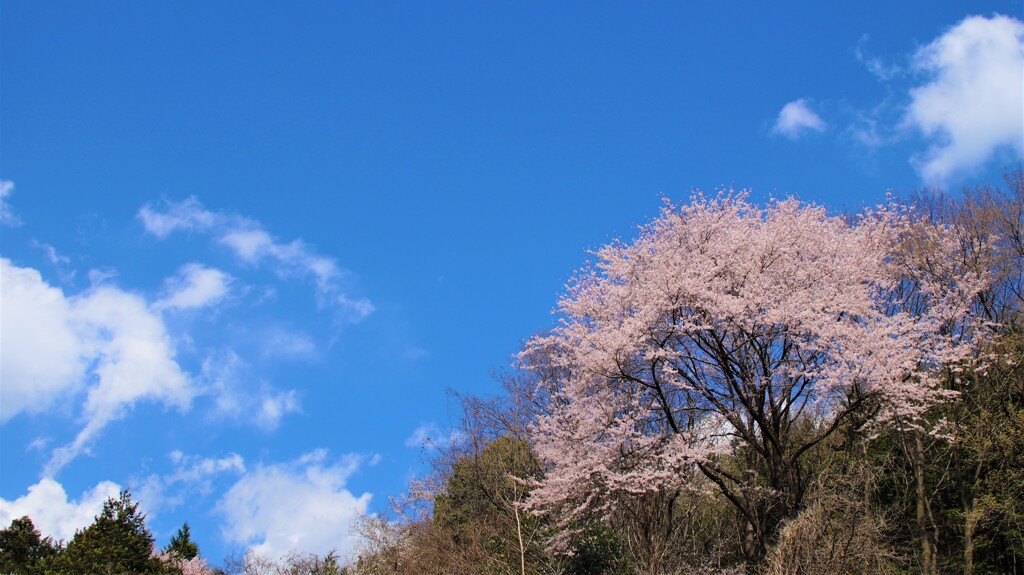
<box><xmin>433</xmin><ymin>436</ymin><xmax>541</xmax><ymax>530</ymax></box>
<box><xmin>430</xmin><ymin>435</ymin><xmax>549</xmax><ymax>575</ymax></box>
<box><xmin>42</xmin><ymin>490</ymin><xmax>166</xmax><ymax>575</ymax></box>
<box><xmin>0</xmin><ymin>516</ymin><xmax>57</xmax><ymax>575</ymax></box>
<box><xmin>879</xmin><ymin>168</ymin><xmax>1024</xmax><ymax>575</ymax></box>
<box><xmin>165</xmin><ymin>522</ymin><xmax>200</xmax><ymax>561</ymax></box>
<box><xmin>953</xmin><ymin>330</ymin><xmax>1024</xmax><ymax>573</ymax></box>
<box><xmin>564</xmin><ymin>523</ymin><xmax>627</xmax><ymax>575</ymax></box>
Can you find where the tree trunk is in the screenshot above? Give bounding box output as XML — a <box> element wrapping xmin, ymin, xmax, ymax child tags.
<box><xmin>915</xmin><ymin>433</ymin><xmax>935</xmax><ymax>575</ymax></box>
<box><xmin>964</xmin><ymin>508</ymin><xmax>976</xmax><ymax>575</ymax></box>
<box><xmin>513</xmin><ymin>496</ymin><xmax>526</xmax><ymax>575</ymax></box>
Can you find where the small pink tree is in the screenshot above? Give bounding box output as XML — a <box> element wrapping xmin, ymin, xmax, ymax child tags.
<box><xmin>157</xmin><ymin>552</ymin><xmax>213</xmax><ymax>575</ymax></box>
<box><xmin>522</xmin><ymin>193</ymin><xmax>986</xmax><ymax>562</ymax></box>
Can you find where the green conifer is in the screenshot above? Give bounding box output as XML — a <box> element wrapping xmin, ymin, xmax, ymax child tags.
<box><xmin>44</xmin><ymin>490</ymin><xmax>164</xmax><ymax>575</ymax></box>
<box><xmin>0</xmin><ymin>516</ymin><xmax>57</xmax><ymax>575</ymax></box>
<box><xmin>165</xmin><ymin>522</ymin><xmax>199</xmax><ymax>560</ymax></box>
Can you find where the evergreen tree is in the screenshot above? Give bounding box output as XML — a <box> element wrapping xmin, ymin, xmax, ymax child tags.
<box><xmin>432</xmin><ymin>436</ymin><xmax>550</xmax><ymax>575</ymax></box>
<box><xmin>43</xmin><ymin>490</ymin><xmax>164</xmax><ymax>575</ymax></box>
<box><xmin>0</xmin><ymin>516</ymin><xmax>56</xmax><ymax>575</ymax></box>
<box><xmin>164</xmin><ymin>522</ymin><xmax>199</xmax><ymax>560</ymax></box>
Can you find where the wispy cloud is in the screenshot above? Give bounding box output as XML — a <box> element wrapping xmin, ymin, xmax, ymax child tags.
<box><xmin>134</xmin><ymin>451</ymin><xmax>246</xmax><ymax>514</ymax></box>
<box><xmin>256</xmin><ymin>389</ymin><xmax>301</xmax><ymax>430</ymax></box>
<box><xmin>854</xmin><ymin>34</ymin><xmax>902</xmax><ymax>81</ymax></box>
<box><xmin>259</xmin><ymin>328</ymin><xmax>318</xmax><ymax>361</ymax></box>
<box><xmin>904</xmin><ymin>14</ymin><xmax>1024</xmax><ymax>184</ymax></box>
<box><xmin>139</xmin><ymin>197</ymin><xmax>374</xmax><ymax>324</ymax></box>
<box><xmin>155</xmin><ymin>264</ymin><xmax>233</xmax><ymax>312</ymax></box>
<box><xmin>137</xmin><ymin>196</ymin><xmax>217</xmax><ymax>238</ymax></box>
<box><xmin>199</xmin><ymin>349</ymin><xmax>301</xmax><ymax>430</ymax></box>
<box><xmin>27</xmin><ymin>437</ymin><xmax>51</xmax><ymax>452</ymax></box>
<box><xmin>216</xmin><ymin>450</ymin><xmax>371</xmax><ymax>559</ymax></box>
<box><xmin>773</xmin><ymin>99</ymin><xmax>827</xmax><ymax>140</ymax></box>
<box><xmin>31</xmin><ymin>240</ymin><xmax>71</xmax><ymax>266</ymax></box>
<box><xmin>0</xmin><ymin>181</ymin><xmax>21</xmax><ymax>227</ymax></box>
<box><xmin>404</xmin><ymin>422</ymin><xmax>461</xmax><ymax>451</ymax></box>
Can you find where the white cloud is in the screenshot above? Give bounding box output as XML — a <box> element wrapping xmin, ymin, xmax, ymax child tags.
<box><xmin>27</xmin><ymin>437</ymin><xmax>50</xmax><ymax>452</ymax></box>
<box><xmin>155</xmin><ymin>263</ymin><xmax>232</xmax><ymax>311</ymax></box>
<box><xmin>260</xmin><ymin>328</ymin><xmax>318</xmax><ymax>361</ymax></box>
<box><xmin>216</xmin><ymin>450</ymin><xmax>371</xmax><ymax>559</ymax></box>
<box><xmin>169</xmin><ymin>450</ymin><xmax>247</xmax><ymax>477</ymax></box>
<box><xmin>0</xmin><ymin>259</ymin><xmax>195</xmax><ymax>476</ymax></box>
<box><xmin>200</xmin><ymin>350</ymin><xmax>247</xmax><ymax>416</ymax></box>
<box><xmin>404</xmin><ymin>422</ymin><xmax>460</xmax><ymax>450</ymax></box>
<box><xmin>854</xmin><ymin>34</ymin><xmax>902</xmax><ymax>81</ymax></box>
<box><xmin>137</xmin><ymin>196</ymin><xmax>217</xmax><ymax>239</ymax></box>
<box><xmin>850</xmin><ymin>116</ymin><xmax>886</xmax><ymax>149</ymax></box>
<box><xmin>905</xmin><ymin>14</ymin><xmax>1024</xmax><ymax>184</ymax></box>
<box><xmin>139</xmin><ymin>197</ymin><xmax>373</xmax><ymax>324</ymax></box>
<box><xmin>87</xmin><ymin>267</ymin><xmax>119</xmax><ymax>287</ymax></box>
<box><xmin>0</xmin><ymin>260</ymin><xmax>86</xmax><ymax>420</ymax></box>
<box><xmin>47</xmin><ymin>286</ymin><xmax>195</xmax><ymax>475</ymax></box>
<box><xmin>0</xmin><ymin>180</ymin><xmax>21</xmax><ymax>226</ymax></box>
<box><xmin>256</xmin><ymin>389</ymin><xmax>300</xmax><ymax>430</ymax></box>
<box><xmin>219</xmin><ymin>229</ymin><xmax>275</xmax><ymax>264</ymax></box>
<box><xmin>31</xmin><ymin>240</ymin><xmax>71</xmax><ymax>266</ymax></box>
<box><xmin>0</xmin><ymin>477</ymin><xmax>122</xmax><ymax>541</ymax></box>
<box><xmin>773</xmin><ymin>99</ymin><xmax>827</xmax><ymax>139</ymax></box>
<box><xmin>135</xmin><ymin>451</ymin><xmax>246</xmax><ymax>513</ymax></box>
<box><xmin>199</xmin><ymin>350</ymin><xmax>300</xmax><ymax>430</ymax></box>
<box><xmin>336</xmin><ymin>294</ymin><xmax>376</xmax><ymax>324</ymax></box>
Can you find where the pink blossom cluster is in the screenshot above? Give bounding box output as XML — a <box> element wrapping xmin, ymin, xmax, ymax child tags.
<box><xmin>156</xmin><ymin>552</ymin><xmax>214</xmax><ymax>575</ymax></box>
<box><xmin>522</xmin><ymin>193</ymin><xmax>987</xmax><ymax>531</ymax></box>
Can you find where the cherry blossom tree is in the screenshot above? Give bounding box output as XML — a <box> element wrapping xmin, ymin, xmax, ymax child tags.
<box><xmin>521</xmin><ymin>193</ymin><xmax>987</xmax><ymax>563</ymax></box>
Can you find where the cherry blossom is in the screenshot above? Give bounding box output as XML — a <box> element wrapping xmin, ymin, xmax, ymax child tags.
<box><xmin>522</xmin><ymin>193</ymin><xmax>987</xmax><ymax>552</ymax></box>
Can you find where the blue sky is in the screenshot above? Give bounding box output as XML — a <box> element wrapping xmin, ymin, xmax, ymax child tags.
<box><xmin>2</xmin><ymin>1</ymin><xmax>1022</xmax><ymax>564</ymax></box>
